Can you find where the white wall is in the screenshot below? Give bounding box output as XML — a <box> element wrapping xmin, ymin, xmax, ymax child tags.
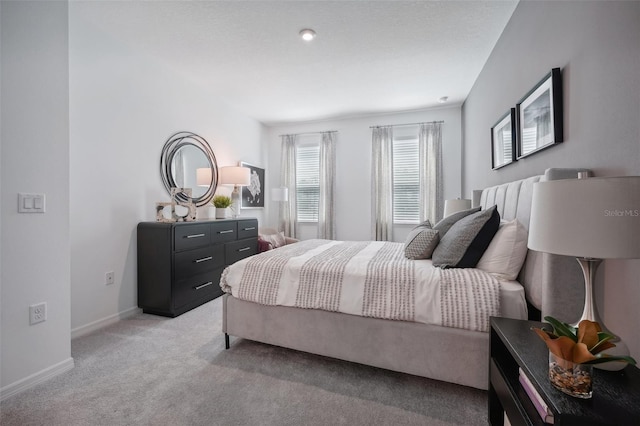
<box><xmin>68</xmin><ymin>5</ymin><xmax>267</xmax><ymax>336</ymax></box>
<box><xmin>266</xmin><ymin>107</ymin><xmax>462</xmax><ymax>242</ymax></box>
<box><xmin>462</xmin><ymin>1</ymin><xmax>640</xmax><ymax>357</ymax></box>
<box><xmin>1</xmin><ymin>1</ymin><xmax>73</xmax><ymax>396</ymax></box>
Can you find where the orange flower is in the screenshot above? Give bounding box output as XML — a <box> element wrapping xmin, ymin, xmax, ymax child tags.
<box><xmin>532</xmin><ymin>317</ymin><xmax>636</xmax><ymax>366</ymax></box>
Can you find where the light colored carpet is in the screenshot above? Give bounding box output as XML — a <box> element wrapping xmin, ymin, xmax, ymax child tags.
<box><xmin>1</xmin><ymin>297</ymin><xmax>488</xmax><ymax>425</ymax></box>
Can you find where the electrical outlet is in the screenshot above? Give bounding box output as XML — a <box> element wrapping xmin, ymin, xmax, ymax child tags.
<box><xmin>29</xmin><ymin>302</ymin><xmax>47</xmax><ymax>325</ymax></box>
<box><xmin>105</xmin><ymin>271</ymin><xmax>115</xmax><ymax>285</ymax></box>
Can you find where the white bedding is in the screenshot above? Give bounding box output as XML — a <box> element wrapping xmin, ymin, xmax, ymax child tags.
<box><xmin>221</xmin><ymin>239</ymin><xmax>524</xmax><ymax>332</ymax></box>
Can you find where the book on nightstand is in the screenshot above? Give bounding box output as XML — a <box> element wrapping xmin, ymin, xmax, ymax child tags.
<box><xmin>519</xmin><ymin>368</ymin><xmax>554</xmax><ymax>424</ymax></box>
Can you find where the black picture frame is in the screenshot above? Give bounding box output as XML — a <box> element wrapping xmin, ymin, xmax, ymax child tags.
<box><xmin>240</xmin><ymin>162</ymin><xmax>265</xmax><ymax>209</ymax></box>
<box><xmin>491</xmin><ymin>108</ymin><xmax>517</xmax><ymax>170</ymax></box>
<box><xmin>516</xmin><ymin>68</ymin><xmax>563</xmax><ymax>159</ymax></box>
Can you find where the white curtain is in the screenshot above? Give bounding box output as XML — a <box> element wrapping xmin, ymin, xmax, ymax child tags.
<box><xmin>371</xmin><ymin>126</ymin><xmax>394</xmax><ymax>241</ymax></box>
<box><xmin>318</xmin><ymin>132</ymin><xmax>336</xmax><ymax>239</ymax></box>
<box><xmin>280</xmin><ymin>135</ymin><xmax>298</xmax><ymax>238</ymax></box>
<box><xmin>419</xmin><ymin>122</ymin><xmax>443</xmax><ymax>224</ymax></box>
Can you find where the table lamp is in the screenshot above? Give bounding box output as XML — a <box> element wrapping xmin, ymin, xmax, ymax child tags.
<box><xmin>271</xmin><ymin>187</ymin><xmax>289</xmax><ymax>232</ymax></box>
<box><xmin>528</xmin><ymin>174</ymin><xmax>640</xmax><ymax>367</ymax></box>
<box><xmin>219</xmin><ymin>166</ymin><xmax>251</xmax><ymax>218</ymax></box>
<box><xmin>443</xmin><ymin>198</ymin><xmax>471</xmax><ymax>217</ymax></box>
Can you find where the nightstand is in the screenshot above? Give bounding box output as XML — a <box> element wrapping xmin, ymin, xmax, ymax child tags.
<box><xmin>489</xmin><ymin>317</ymin><xmax>640</xmax><ymax>425</ymax></box>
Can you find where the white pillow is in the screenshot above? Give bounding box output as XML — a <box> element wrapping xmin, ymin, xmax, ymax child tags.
<box><xmin>476</xmin><ymin>219</ymin><xmax>528</xmax><ymax>280</ymax></box>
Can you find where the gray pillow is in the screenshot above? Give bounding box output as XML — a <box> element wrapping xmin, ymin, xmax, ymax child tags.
<box><xmin>433</xmin><ymin>206</ymin><xmax>481</xmax><ymax>238</ymax></box>
<box><xmin>432</xmin><ymin>206</ymin><xmax>500</xmax><ymax>268</ymax></box>
<box><xmin>404</xmin><ymin>227</ymin><xmax>440</xmax><ymax>260</ymax></box>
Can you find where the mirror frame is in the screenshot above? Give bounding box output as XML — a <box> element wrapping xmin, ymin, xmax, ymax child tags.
<box><xmin>160</xmin><ymin>131</ymin><xmax>218</xmax><ymax>207</ymax></box>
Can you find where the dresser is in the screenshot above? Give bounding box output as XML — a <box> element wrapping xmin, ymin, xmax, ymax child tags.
<box><xmin>137</xmin><ymin>218</ymin><xmax>258</xmax><ymax>317</ymax></box>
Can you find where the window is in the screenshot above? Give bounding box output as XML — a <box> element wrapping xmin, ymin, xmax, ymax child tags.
<box><xmin>392</xmin><ymin>137</ymin><xmax>420</xmax><ymax>224</ymax></box>
<box><xmin>296</xmin><ymin>144</ymin><xmax>320</xmax><ymax>222</ymax></box>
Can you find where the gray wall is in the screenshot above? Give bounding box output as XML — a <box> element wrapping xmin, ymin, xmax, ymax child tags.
<box><xmin>462</xmin><ymin>1</ymin><xmax>640</xmax><ymax>357</ymax></box>
<box><xmin>1</xmin><ymin>0</ymin><xmax>73</xmax><ymax>395</ymax></box>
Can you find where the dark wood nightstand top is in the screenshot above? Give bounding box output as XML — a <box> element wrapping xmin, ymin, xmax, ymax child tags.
<box><xmin>490</xmin><ymin>317</ymin><xmax>640</xmax><ymax>426</ymax></box>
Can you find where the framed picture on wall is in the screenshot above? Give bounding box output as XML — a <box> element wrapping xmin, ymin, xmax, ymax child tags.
<box><xmin>491</xmin><ymin>108</ymin><xmax>516</xmax><ymax>170</ymax></box>
<box><xmin>240</xmin><ymin>162</ymin><xmax>265</xmax><ymax>209</ymax></box>
<box><xmin>516</xmin><ymin>67</ymin><xmax>563</xmax><ymax>159</ymax></box>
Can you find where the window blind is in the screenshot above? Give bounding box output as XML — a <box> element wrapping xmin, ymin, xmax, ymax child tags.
<box><xmin>296</xmin><ymin>145</ymin><xmax>320</xmax><ymax>222</ymax></box>
<box><xmin>393</xmin><ymin>138</ymin><xmax>420</xmax><ymax>223</ymax></box>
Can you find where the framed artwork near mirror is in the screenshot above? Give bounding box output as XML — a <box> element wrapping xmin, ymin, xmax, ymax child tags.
<box><xmin>240</xmin><ymin>162</ymin><xmax>265</xmax><ymax>209</ymax></box>
<box><xmin>491</xmin><ymin>108</ymin><xmax>516</xmax><ymax>170</ymax></box>
<box><xmin>516</xmin><ymin>68</ymin><xmax>563</xmax><ymax>159</ymax></box>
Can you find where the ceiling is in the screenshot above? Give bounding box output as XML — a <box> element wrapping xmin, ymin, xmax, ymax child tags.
<box><xmin>73</xmin><ymin>1</ymin><xmax>519</xmax><ymax>126</ymax></box>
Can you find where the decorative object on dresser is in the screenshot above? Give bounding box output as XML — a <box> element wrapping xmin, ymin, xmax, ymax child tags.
<box><xmin>219</xmin><ymin>166</ymin><xmax>251</xmax><ymax>217</ymax></box>
<box><xmin>528</xmin><ymin>174</ymin><xmax>640</xmax><ymax>369</ymax></box>
<box><xmin>491</xmin><ymin>108</ymin><xmax>516</xmax><ymax>170</ymax></box>
<box><xmin>516</xmin><ymin>67</ymin><xmax>563</xmax><ymax>159</ymax></box>
<box><xmin>137</xmin><ymin>218</ymin><xmax>258</xmax><ymax>317</ymax></box>
<box><xmin>239</xmin><ymin>162</ymin><xmax>265</xmax><ymax>209</ymax></box>
<box><xmin>155</xmin><ymin>187</ymin><xmax>196</xmax><ymax>223</ymax></box>
<box><xmin>489</xmin><ymin>317</ymin><xmax>640</xmax><ymax>426</ymax></box>
<box><xmin>212</xmin><ymin>195</ymin><xmax>232</xmax><ymax>219</ymax></box>
<box><xmin>159</xmin><ymin>131</ymin><xmax>219</xmax><ymax>208</ymax></box>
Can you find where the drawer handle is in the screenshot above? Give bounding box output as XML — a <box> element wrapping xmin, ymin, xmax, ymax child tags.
<box><xmin>186</xmin><ymin>233</ymin><xmax>206</xmax><ymax>239</ymax></box>
<box><xmin>219</xmin><ymin>229</ymin><xmax>234</xmax><ymax>234</ymax></box>
<box><xmin>243</xmin><ymin>227</ymin><xmax>256</xmax><ymax>231</ymax></box>
<box><xmin>194</xmin><ymin>256</ymin><xmax>213</xmax><ymax>263</ymax></box>
<box><xmin>238</xmin><ymin>247</ymin><xmax>251</xmax><ymax>252</ymax></box>
<box><xmin>194</xmin><ymin>282</ymin><xmax>213</xmax><ymax>290</ymax></box>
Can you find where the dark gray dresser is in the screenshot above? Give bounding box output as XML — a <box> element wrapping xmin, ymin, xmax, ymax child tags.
<box><xmin>137</xmin><ymin>218</ymin><xmax>258</xmax><ymax>317</ymax></box>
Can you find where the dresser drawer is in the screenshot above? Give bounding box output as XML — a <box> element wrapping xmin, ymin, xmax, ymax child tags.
<box><xmin>237</xmin><ymin>219</ymin><xmax>259</xmax><ymax>239</ymax></box>
<box><xmin>174</xmin><ymin>224</ymin><xmax>211</xmax><ymax>252</ymax></box>
<box><xmin>174</xmin><ymin>245</ymin><xmax>224</xmax><ymax>282</ymax></box>
<box><xmin>173</xmin><ymin>269</ymin><xmax>223</xmax><ymax>310</ymax></box>
<box><xmin>211</xmin><ymin>221</ymin><xmax>238</xmax><ymax>243</ymax></box>
<box><xmin>225</xmin><ymin>238</ymin><xmax>258</xmax><ymax>264</ymax></box>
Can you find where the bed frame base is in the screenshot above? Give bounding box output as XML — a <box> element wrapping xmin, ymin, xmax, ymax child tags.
<box><xmin>223</xmin><ymin>294</ymin><xmax>490</xmax><ymax>390</ymax></box>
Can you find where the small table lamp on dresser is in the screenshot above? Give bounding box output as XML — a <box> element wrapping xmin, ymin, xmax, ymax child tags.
<box><xmin>528</xmin><ymin>174</ymin><xmax>640</xmax><ymax>368</ymax></box>
<box><xmin>220</xmin><ymin>166</ymin><xmax>251</xmax><ymax>218</ymax></box>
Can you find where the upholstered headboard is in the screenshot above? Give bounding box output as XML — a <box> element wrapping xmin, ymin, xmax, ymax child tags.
<box><xmin>476</xmin><ymin>168</ymin><xmax>590</xmax><ymax>323</ymax></box>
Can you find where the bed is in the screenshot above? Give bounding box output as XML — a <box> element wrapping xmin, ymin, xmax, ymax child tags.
<box><xmin>221</xmin><ymin>168</ymin><xmax>589</xmax><ymax>390</ymax></box>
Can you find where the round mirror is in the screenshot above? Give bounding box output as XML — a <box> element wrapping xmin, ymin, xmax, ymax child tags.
<box><xmin>160</xmin><ymin>132</ymin><xmax>218</xmax><ymax>207</ymax></box>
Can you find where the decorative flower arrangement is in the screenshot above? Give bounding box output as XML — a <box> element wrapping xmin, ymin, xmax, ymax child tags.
<box><xmin>533</xmin><ymin>316</ymin><xmax>637</xmax><ymax>365</ymax></box>
<box><xmin>534</xmin><ymin>317</ymin><xmax>636</xmax><ymax>398</ymax></box>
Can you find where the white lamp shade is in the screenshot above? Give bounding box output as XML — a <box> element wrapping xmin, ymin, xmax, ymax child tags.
<box><xmin>271</xmin><ymin>187</ymin><xmax>289</xmax><ymax>202</ymax></box>
<box><xmin>443</xmin><ymin>198</ymin><xmax>472</xmax><ymax>217</ymax></box>
<box><xmin>528</xmin><ymin>176</ymin><xmax>640</xmax><ymax>259</ymax></box>
<box><xmin>196</xmin><ymin>168</ymin><xmax>212</xmax><ymax>187</ymax></box>
<box><xmin>219</xmin><ymin>166</ymin><xmax>251</xmax><ymax>186</ymax></box>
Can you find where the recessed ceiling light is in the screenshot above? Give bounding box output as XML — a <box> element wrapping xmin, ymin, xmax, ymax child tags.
<box><xmin>299</xmin><ymin>29</ymin><xmax>316</xmax><ymax>42</ymax></box>
<box><xmin>438</xmin><ymin>96</ymin><xmax>449</xmax><ymax>104</ymax></box>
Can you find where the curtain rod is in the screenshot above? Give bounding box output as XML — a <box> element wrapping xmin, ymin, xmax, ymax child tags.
<box><xmin>369</xmin><ymin>120</ymin><xmax>444</xmax><ymax>129</ymax></box>
<box><xmin>279</xmin><ymin>130</ymin><xmax>338</xmax><ymax>137</ymax></box>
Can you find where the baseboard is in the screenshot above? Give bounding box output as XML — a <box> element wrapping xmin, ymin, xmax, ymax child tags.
<box><xmin>1</xmin><ymin>357</ymin><xmax>74</xmax><ymax>402</ymax></box>
<box><xmin>71</xmin><ymin>306</ymin><xmax>141</xmax><ymax>340</ymax></box>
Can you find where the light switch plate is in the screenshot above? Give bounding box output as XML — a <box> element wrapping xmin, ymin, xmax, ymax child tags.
<box><xmin>18</xmin><ymin>193</ymin><xmax>45</xmax><ymax>213</ymax></box>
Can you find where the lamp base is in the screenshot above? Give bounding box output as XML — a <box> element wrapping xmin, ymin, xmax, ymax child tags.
<box><xmin>574</xmin><ymin>257</ymin><xmax>628</xmax><ymax>371</ymax></box>
<box><xmin>230</xmin><ymin>186</ymin><xmax>241</xmax><ymax>218</ymax></box>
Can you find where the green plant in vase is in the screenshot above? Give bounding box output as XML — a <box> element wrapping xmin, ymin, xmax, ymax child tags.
<box><xmin>212</xmin><ymin>195</ymin><xmax>232</xmax><ymax>219</ymax></box>
<box><xmin>212</xmin><ymin>195</ymin><xmax>232</xmax><ymax>208</ymax></box>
